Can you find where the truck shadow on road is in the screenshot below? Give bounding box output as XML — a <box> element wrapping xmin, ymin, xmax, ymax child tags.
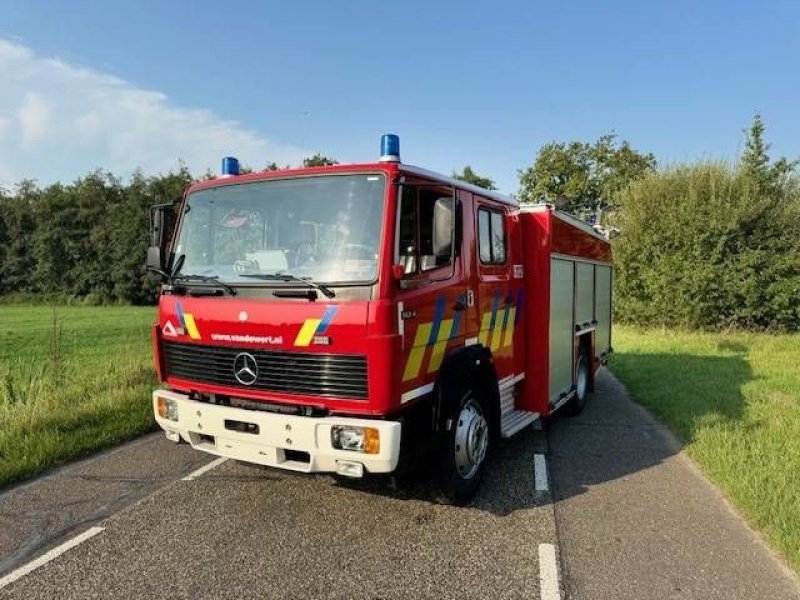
<box><xmin>330</xmin><ymin>426</ymin><xmax>546</xmax><ymax>517</ymax></box>
<box><xmin>546</xmin><ymin>355</ymin><xmax>753</xmax><ymax>503</ymax></box>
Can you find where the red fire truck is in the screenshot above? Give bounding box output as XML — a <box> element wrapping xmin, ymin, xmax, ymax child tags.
<box><xmin>147</xmin><ymin>135</ymin><xmax>612</xmax><ymax>504</ymax></box>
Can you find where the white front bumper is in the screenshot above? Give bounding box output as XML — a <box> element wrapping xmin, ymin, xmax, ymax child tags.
<box><xmin>153</xmin><ymin>390</ymin><xmax>402</xmax><ymax>475</ymax></box>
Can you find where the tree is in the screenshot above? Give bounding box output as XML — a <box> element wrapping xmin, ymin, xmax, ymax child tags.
<box><xmin>613</xmin><ymin>161</ymin><xmax>800</xmax><ymax>331</ymax></box>
<box><xmin>303</xmin><ymin>154</ymin><xmax>338</xmax><ymax>167</ymax></box>
<box><xmin>453</xmin><ymin>165</ymin><xmax>497</xmax><ymax>190</ymax></box>
<box><xmin>741</xmin><ymin>113</ymin><xmax>797</xmax><ymax>194</ymax></box>
<box><xmin>518</xmin><ymin>134</ymin><xmax>655</xmax><ymax>213</ymax></box>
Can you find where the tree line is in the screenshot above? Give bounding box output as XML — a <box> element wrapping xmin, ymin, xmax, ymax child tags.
<box><xmin>1</xmin><ymin>118</ymin><xmax>798</xmax><ymax>330</ymax></box>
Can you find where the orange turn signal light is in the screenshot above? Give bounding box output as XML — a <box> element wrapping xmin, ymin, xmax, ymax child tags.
<box><xmin>364</xmin><ymin>428</ymin><xmax>380</xmax><ymax>454</ymax></box>
<box><xmin>157</xmin><ymin>396</ymin><xmax>168</xmax><ymax>419</ymax></box>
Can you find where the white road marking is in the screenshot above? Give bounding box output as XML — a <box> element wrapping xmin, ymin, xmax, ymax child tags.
<box><xmin>538</xmin><ymin>543</ymin><xmax>563</xmax><ymax>600</ymax></box>
<box><xmin>0</xmin><ymin>526</ymin><xmax>105</xmax><ymax>590</ymax></box>
<box><xmin>534</xmin><ymin>453</ymin><xmax>549</xmax><ymax>492</ymax></box>
<box><xmin>182</xmin><ymin>457</ymin><xmax>228</xmax><ymax>481</ymax></box>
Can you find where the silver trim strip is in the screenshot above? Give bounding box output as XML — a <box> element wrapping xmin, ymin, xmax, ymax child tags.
<box><xmin>401</xmin><ymin>164</ymin><xmax>518</xmax><ymax>207</ymax></box>
<box><xmin>551</xmin><ymin>390</ymin><xmax>574</xmax><ymax>413</ymax></box>
<box><xmin>552</xmin><ymin>253</ymin><xmax>612</xmax><ymax>267</ymax></box>
<box><xmin>400</xmin><ymin>382</ymin><xmax>435</xmax><ymax>404</ymax></box>
<box><xmin>397</xmin><ymin>301</ymin><xmax>404</xmax><ymax>337</ymax></box>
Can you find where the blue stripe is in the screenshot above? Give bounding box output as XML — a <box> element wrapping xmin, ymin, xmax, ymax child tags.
<box><xmin>489</xmin><ymin>291</ymin><xmax>501</xmax><ymax>330</ymax></box>
<box><xmin>175</xmin><ymin>301</ymin><xmax>186</xmax><ymax>328</ymax></box>
<box><xmin>316</xmin><ymin>306</ymin><xmax>338</xmax><ymax>335</ymax></box>
<box><xmin>515</xmin><ymin>289</ymin><xmax>524</xmax><ymax>324</ymax></box>
<box><xmin>502</xmin><ymin>302</ymin><xmax>511</xmax><ymax>331</ymax></box>
<box><xmin>428</xmin><ymin>295</ymin><xmax>446</xmax><ymax>346</ymax></box>
<box><xmin>450</xmin><ymin>294</ymin><xmax>465</xmax><ymax>340</ymax></box>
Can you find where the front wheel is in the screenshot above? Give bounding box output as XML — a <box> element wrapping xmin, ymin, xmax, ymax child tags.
<box><xmin>439</xmin><ymin>393</ymin><xmax>489</xmax><ymax>505</ymax></box>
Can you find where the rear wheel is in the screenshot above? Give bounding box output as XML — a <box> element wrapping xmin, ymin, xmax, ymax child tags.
<box><xmin>564</xmin><ymin>347</ymin><xmax>591</xmax><ymax>416</ymax></box>
<box><xmin>439</xmin><ymin>390</ymin><xmax>489</xmax><ymax>505</ymax></box>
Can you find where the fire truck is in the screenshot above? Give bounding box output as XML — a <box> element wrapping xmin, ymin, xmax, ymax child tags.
<box><xmin>147</xmin><ymin>135</ymin><xmax>612</xmax><ymax>504</ymax></box>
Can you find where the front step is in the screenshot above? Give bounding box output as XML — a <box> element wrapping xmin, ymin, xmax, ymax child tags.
<box><xmin>500</xmin><ymin>409</ymin><xmax>540</xmax><ymax>438</ymax></box>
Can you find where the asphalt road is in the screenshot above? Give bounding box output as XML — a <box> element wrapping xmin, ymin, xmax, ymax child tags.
<box><xmin>549</xmin><ymin>371</ymin><xmax>800</xmax><ymax>600</ymax></box>
<box><xmin>0</xmin><ymin>370</ymin><xmax>798</xmax><ymax>599</ymax></box>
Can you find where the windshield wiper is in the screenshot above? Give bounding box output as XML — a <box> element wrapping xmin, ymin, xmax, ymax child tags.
<box><xmin>239</xmin><ymin>273</ymin><xmax>336</xmax><ymax>299</ymax></box>
<box><xmin>173</xmin><ymin>274</ymin><xmax>237</xmax><ymax>296</ymax></box>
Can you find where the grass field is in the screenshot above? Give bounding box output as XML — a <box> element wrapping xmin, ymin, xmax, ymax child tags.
<box><xmin>0</xmin><ymin>305</ymin><xmax>156</xmax><ymax>488</ymax></box>
<box><xmin>2</xmin><ymin>307</ymin><xmax>798</xmax><ymax>573</ymax></box>
<box><xmin>610</xmin><ymin>326</ymin><xmax>800</xmax><ymax>572</ymax></box>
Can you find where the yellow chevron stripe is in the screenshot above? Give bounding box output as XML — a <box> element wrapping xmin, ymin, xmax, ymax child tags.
<box><xmin>403</xmin><ymin>323</ymin><xmax>432</xmax><ymax>381</ymax></box>
<box><xmin>490</xmin><ymin>306</ymin><xmax>506</xmax><ymax>351</ymax></box>
<box><xmin>502</xmin><ymin>307</ymin><xmax>516</xmax><ymax>348</ymax></box>
<box><xmin>294</xmin><ymin>318</ymin><xmax>321</xmax><ymax>347</ymax></box>
<box><xmin>427</xmin><ymin>318</ymin><xmax>454</xmax><ymax>374</ymax></box>
<box><xmin>478</xmin><ymin>312</ymin><xmax>492</xmax><ymax>346</ymax></box>
<box><xmin>183</xmin><ymin>313</ymin><xmax>201</xmax><ymax>340</ymax></box>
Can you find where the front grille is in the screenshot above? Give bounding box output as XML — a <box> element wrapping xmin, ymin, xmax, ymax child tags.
<box><xmin>163</xmin><ymin>342</ymin><xmax>368</xmax><ymax>400</ymax></box>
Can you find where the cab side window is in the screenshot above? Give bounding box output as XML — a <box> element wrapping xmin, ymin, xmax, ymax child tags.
<box><xmin>478</xmin><ymin>208</ymin><xmax>506</xmax><ymax>265</ymax></box>
<box><xmin>398</xmin><ymin>186</ymin><xmax>455</xmax><ymax>274</ymax></box>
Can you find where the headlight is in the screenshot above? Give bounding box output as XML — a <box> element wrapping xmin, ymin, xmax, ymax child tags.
<box><xmin>156</xmin><ymin>396</ymin><xmax>179</xmax><ymax>421</ymax></box>
<box><xmin>331</xmin><ymin>426</ymin><xmax>380</xmax><ymax>454</ymax></box>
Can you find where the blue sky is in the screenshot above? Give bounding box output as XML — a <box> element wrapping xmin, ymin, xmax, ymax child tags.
<box><xmin>1</xmin><ymin>0</ymin><xmax>798</xmax><ymax>193</ymax></box>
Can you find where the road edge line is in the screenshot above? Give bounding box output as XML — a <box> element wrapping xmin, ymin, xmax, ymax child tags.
<box><xmin>0</xmin><ymin>526</ymin><xmax>105</xmax><ymax>590</ymax></box>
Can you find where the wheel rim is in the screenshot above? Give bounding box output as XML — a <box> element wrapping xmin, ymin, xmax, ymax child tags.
<box><xmin>576</xmin><ymin>356</ymin><xmax>588</xmax><ymax>400</ymax></box>
<box><xmin>454</xmin><ymin>398</ymin><xmax>489</xmax><ymax>480</ymax></box>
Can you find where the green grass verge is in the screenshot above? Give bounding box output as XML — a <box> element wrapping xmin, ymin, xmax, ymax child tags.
<box><xmin>610</xmin><ymin>326</ymin><xmax>800</xmax><ymax>572</ymax></box>
<box><xmin>0</xmin><ymin>305</ymin><xmax>157</xmax><ymax>488</ymax></box>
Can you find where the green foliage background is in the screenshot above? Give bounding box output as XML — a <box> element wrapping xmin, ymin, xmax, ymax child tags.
<box><xmin>613</xmin><ymin>162</ymin><xmax>800</xmax><ymax>331</ymax></box>
<box><xmin>0</xmin><ymin>168</ymin><xmax>193</xmax><ymax>305</ymax></box>
<box><xmin>1</xmin><ymin>117</ymin><xmax>798</xmax><ymax>330</ymax></box>
<box><xmin>612</xmin><ymin>116</ymin><xmax>800</xmax><ymax>331</ymax></box>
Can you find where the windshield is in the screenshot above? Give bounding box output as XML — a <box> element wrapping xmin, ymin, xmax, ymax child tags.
<box><xmin>173</xmin><ymin>174</ymin><xmax>386</xmax><ymax>285</ymax></box>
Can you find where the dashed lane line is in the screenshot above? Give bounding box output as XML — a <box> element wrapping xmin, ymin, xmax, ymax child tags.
<box><xmin>538</xmin><ymin>542</ymin><xmax>563</xmax><ymax>600</ymax></box>
<box><xmin>534</xmin><ymin>453</ymin><xmax>549</xmax><ymax>492</ymax></box>
<box><xmin>181</xmin><ymin>457</ymin><xmax>228</xmax><ymax>481</ymax></box>
<box><xmin>0</xmin><ymin>527</ymin><xmax>105</xmax><ymax>590</ymax></box>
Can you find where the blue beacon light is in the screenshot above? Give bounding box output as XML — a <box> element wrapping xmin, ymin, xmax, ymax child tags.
<box><xmin>221</xmin><ymin>156</ymin><xmax>240</xmax><ymax>177</ymax></box>
<box><xmin>379</xmin><ymin>134</ymin><xmax>400</xmax><ymax>162</ymax></box>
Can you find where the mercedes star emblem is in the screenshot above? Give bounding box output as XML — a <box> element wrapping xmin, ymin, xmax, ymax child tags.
<box><xmin>233</xmin><ymin>352</ymin><xmax>258</xmax><ymax>386</ymax></box>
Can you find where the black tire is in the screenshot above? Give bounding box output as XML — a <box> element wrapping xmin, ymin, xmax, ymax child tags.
<box><xmin>564</xmin><ymin>346</ymin><xmax>591</xmax><ymax>416</ymax></box>
<box><xmin>438</xmin><ymin>385</ymin><xmax>490</xmax><ymax>505</ymax></box>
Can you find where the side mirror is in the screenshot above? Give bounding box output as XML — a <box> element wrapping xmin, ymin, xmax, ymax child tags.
<box><xmin>146</xmin><ymin>203</ymin><xmax>172</xmax><ymax>275</ymax></box>
<box><xmin>146</xmin><ymin>245</ymin><xmax>163</xmax><ymax>273</ymax></box>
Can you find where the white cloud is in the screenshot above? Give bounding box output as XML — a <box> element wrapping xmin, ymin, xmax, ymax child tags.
<box><xmin>0</xmin><ymin>39</ymin><xmax>308</xmax><ymax>186</ymax></box>
<box><xmin>17</xmin><ymin>92</ymin><xmax>50</xmax><ymax>148</ymax></box>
